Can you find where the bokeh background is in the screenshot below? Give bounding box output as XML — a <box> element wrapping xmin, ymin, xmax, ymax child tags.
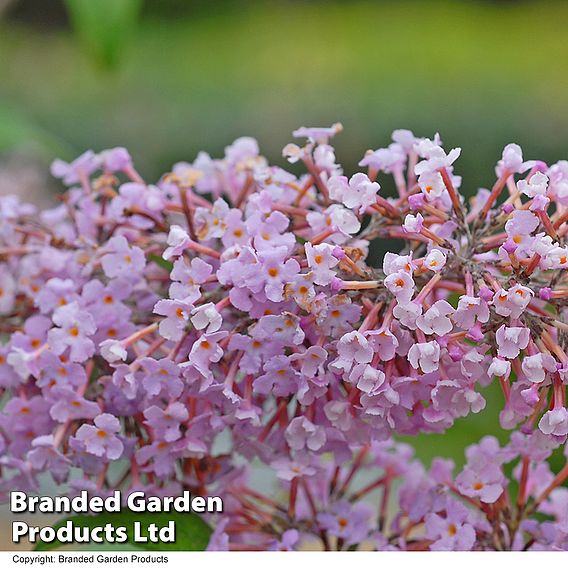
<box><xmin>1</xmin><ymin>0</ymin><xmax>568</xmax><ymax>546</ymax></box>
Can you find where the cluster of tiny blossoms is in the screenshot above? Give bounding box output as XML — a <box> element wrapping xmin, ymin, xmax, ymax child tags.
<box><xmin>1</xmin><ymin>124</ymin><xmax>568</xmax><ymax>551</ymax></box>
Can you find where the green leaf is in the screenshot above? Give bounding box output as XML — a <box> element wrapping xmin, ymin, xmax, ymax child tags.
<box><xmin>0</xmin><ymin>103</ymin><xmax>74</xmax><ymax>160</ymax></box>
<box><xmin>148</xmin><ymin>253</ymin><xmax>173</xmax><ymax>273</ymax></box>
<box><xmin>34</xmin><ymin>510</ymin><xmax>212</xmax><ymax>552</ymax></box>
<box><xmin>63</xmin><ymin>0</ymin><xmax>143</xmax><ymax>69</ymax></box>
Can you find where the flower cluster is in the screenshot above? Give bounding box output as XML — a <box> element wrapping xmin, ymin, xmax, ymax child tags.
<box><xmin>1</xmin><ymin>125</ymin><xmax>568</xmax><ymax>550</ymax></box>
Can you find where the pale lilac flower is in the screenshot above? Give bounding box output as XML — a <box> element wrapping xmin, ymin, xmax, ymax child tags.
<box><xmin>50</xmin><ymin>150</ymin><xmax>100</xmax><ymax>185</ymax></box>
<box><xmin>418</xmin><ymin>171</ymin><xmax>446</xmax><ymax>200</ymax></box>
<box><xmin>163</xmin><ymin>225</ymin><xmax>191</xmax><ymax>260</ymax></box>
<box><xmin>330</xmin><ymin>331</ymin><xmax>373</xmax><ymax>374</ymax></box>
<box><xmin>318</xmin><ymin>501</ymin><xmax>372</xmax><ymax>546</ymax></box>
<box><xmin>100</xmin><ymin>147</ymin><xmax>132</xmax><ymax>172</ymax></box>
<box><xmin>393</xmin><ymin>301</ymin><xmax>422</xmax><ymax>330</ymax></box>
<box><xmin>455</xmin><ymin>464</ymin><xmax>505</xmax><ymax>504</ymax></box>
<box><xmin>99</xmin><ymin>339</ymin><xmax>128</xmax><ymax>363</ymax></box>
<box><xmin>539</xmin><ymin>408</ymin><xmax>568</xmax><ymax>436</ymax></box>
<box><xmin>504</xmin><ymin>210</ymin><xmax>539</xmax><ymax>254</ymax></box>
<box><xmin>47</xmin><ymin>302</ymin><xmax>96</xmax><ymax>362</ymax></box>
<box><xmin>169</xmin><ymin>257</ymin><xmax>213</xmax><ymax>302</ymax></box>
<box><xmin>453</xmin><ymin>295</ymin><xmax>490</xmax><ymax>329</ymax></box>
<box><xmin>402</xmin><ymin>213</ymin><xmax>424</xmax><ymax>233</ymax></box>
<box><xmin>359</xmin><ymin>144</ymin><xmax>406</xmax><ymax>173</ymax></box>
<box><xmin>416</xmin><ymin>300</ymin><xmax>454</xmax><ymax>336</ymax></box>
<box><xmin>27</xmin><ymin>435</ymin><xmax>70</xmax><ymax>483</ymax></box>
<box><xmin>383</xmin><ymin>252</ymin><xmax>415</xmax><ymax>276</ymax></box>
<box><xmin>348</xmin><ymin>363</ymin><xmax>385</xmax><ymax>393</ymax></box>
<box><xmin>194</xmin><ymin>198</ymin><xmax>231</xmax><ymax>241</ymax></box>
<box><xmin>328</xmin><ymin>173</ymin><xmax>380</xmax><ymax>214</ymax></box>
<box><xmin>188</xmin><ymin>331</ymin><xmax>228</xmax><ymax>374</ymax></box>
<box><xmin>414</xmin><ymin>138</ymin><xmax>461</xmax><ymax>175</ymax></box>
<box><xmin>425</xmin><ymin>500</ymin><xmax>476</xmax><ymax>551</ymax></box>
<box><xmin>304</xmin><ymin>242</ymin><xmax>339</xmax><ymax>285</ymax></box>
<box><xmin>518</xmin><ymin>171</ymin><xmax>548</xmax><ymax>198</ymax></box>
<box><xmin>268</xmin><ymin>529</ymin><xmax>299</xmax><ymax>552</ymax></box>
<box><xmin>497</xmin><ymin>143</ymin><xmax>534</xmax><ymax>175</ymax></box>
<box><xmin>144</xmin><ymin>402</ymin><xmax>189</xmax><ymax>442</ymax></box>
<box><xmin>271</xmin><ymin>457</ymin><xmax>317</xmax><ymax>481</ymax></box>
<box><xmin>74</xmin><ymin>413</ymin><xmax>123</xmax><ymax>460</ymax></box>
<box><xmin>384</xmin><ymin>270</ymin><xmax>414</xmax><ymax>303</ymax></box>
<box><xmin>496</xmin><ymin>325</ymin><xmax>530</xmax><ymax>359</ymax></box>
<box><xmin>49</xmin><ymin>387</ymin><xmax>100</xmax><ymax>422</ymax></box>
<box><xmin>153</xmin><ymin>299</ymin><xmax>192</xmax><ymax>341</ymax></box>
<box><xmin>258</xmin><ymin>248</ymin><xmax>300</xmax><ymax>302</ymax></box>
<box><xmin>190</xmin><ymin>302</ymin><xmax>222</xmax><ymax>333</ymax></box>
<box><xmin>101</xmin><ymin>235</ymin><xmax>146</xmax><ymax>280</ymax></box>
<box><xmin>289</xmin><ymin>346</ymin><xmax>327</xmax><ymax>378</ymax></box>
<box><xmin>423</xmin><ymin>249</ymin><xmax>446</xmax><ymax>272</ymax></box>
<box><xmin>522</xmin><ymin>353</ymin><xmax>557</xmax><ymax>384</ymax></box>
<box><xmin>408</xmin><ymin>341</ymin><xmax>441</xmax><ymax>373</ymax></box>
<box><xmin>139</xmin><ymin>357</ymin><xmax>184</xmax><ymax>399</ymax></box>
<box><xmin>366</xmin><ymin>328</ymin><xmax>399</xmax><ymax>361</ymax></box>
<box><xmin>292</xmin><ymin>123</ymin><xmax>343</xmax><ymax>144</ymax></box>
<box><xmin>285</xmin><ymin>417</ymin><xmax>326</xmax><ymax>451</ymax></box>
<box><xmin>492</xmin><ymin>285</ymin><xmax>533</xmax><ymax>319</ymax></box>
<box><xmin>488</xmin><ymin>357</ymin><xmax>511</xmax><ymax>379</ymax></box>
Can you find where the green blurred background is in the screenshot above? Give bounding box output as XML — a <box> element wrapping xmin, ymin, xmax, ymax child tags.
<box><xmin>2</xmin><ymin>0</ymin><xmax>568</xmax><ymax>194</ymax></box>
<box><xmin>0</xmin><ymin>0</ymin><xmax>567</xmax><ymax>469</ymax></box>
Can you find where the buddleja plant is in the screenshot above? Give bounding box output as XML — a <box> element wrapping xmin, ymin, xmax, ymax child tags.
<box><xmin>1</xmin><ymin>124</ymin><xmax>568</xmax><ymax>551</ymax></box>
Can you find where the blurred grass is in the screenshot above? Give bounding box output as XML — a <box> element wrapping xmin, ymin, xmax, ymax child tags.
<box><xmin>1</xmin><ymin>0</ymin><xmax>568</xmax><ymax>189</ymax></box>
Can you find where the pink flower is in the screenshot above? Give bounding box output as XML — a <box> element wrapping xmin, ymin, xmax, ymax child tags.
<box><xmin>492</xmin><ymin>284</ymin><xmax>533</xmax><ymax>319</ymax></box>
<box><xmin>153</xmin><ymin>299</ymin><xmax>192</xmax><ymax>341</ymax></box>
<box><xmin>455</xmin><ymin>464</ymin><xmax>505</xmax><ymax>504</ymax></box>
<box><xmin>74</xmin><ymin>414</ymin><xmax>123</xmax><ymax>460</ymax></box>
<box><xmin>304</xmin><ymin>242</ymin><xmax>339</xmax><ymax>285</ymax></box>
<box><xmin>47</xmin><ymin>302</ymin><xmax>96</xmax><ymax>362</ymax></box>
<box><xmin>408</xmin><ymin>341</ymin><xmax>441</xmax><ymax>373</ymax></box>
<box><xmin>453</xmin><ymin>295</ymin><xmax>490</xmax><ymax>329</ymax></box>
<box><xmin>423</xmin><ymin>249</ymin><xmax>446</xmax><ymax>272</ymax></box>
<box><xmin>285</xmin><ymin>417</ymin><xmax>326</xmax><ymax>451</ymax></box>
<box><xmin>538</xmin><ymin>408</ymin><xmax>568</xmax><ymax>436</ymax></box>
<box><xmin>393</xmin><ymin>301</ymin><xmax>422</xmax><ymax>330</ymax></box>
<box><xmin>418</xmin><ymin>171</ymin><xmax>446</xmax><ymax>200</ymax></box>
<box><xmin>402</xmin><ymin>213</ymin><xmax>424</xmax><ymax>233</ymax></box>
<box><xmin>518</xmin><ymin>171</ymin><xmax>548</xmax><ymax>198</ymax></box>
<box><xmin>292</xmin><ymin>123</ymin><xmax>343</xmax><ymax>144</ymax></box>
<box><xmin>384</xmin><ymin>271</ymin><xmax>415</xmax><ymax>303</ymax></box>
<box><xmin>414</xmin><ymin>137</ymin><xmax>461</xmax><ymax>175</ymax></box>
<box><xmin>488</xmin><ymin>357</ymin><xmax>511</xmax><ymax>378</ymax></box>
<box><xmin>328</xmin><ymin>173</ymin><xmax>380</xmax><ymax>214</ymax></box>
<box><xmin>496</xmin><ymin>325</ymin><xmax>530</xmax><ymax>359</ymax></box>
<box><xmin>416</xmin><ymin>300</ymin><xmax>455</xmax><ymax>336</ymax></box>
<box><xmin>190</xmin><ymin>302</ymin><xmax>222</xmax><ymax>333</ymax></box>
<box><xmin>330</xmin><ymin>331</ymin><xmax>373</xmax><ymax>374</ymax></box>
<box><xmin>497</xmin><ymin>143</ymin><xmax>534</xmax><ymax>175</ymax></box>
<box><xmin>101</xmin><ymin>235</ymin><xmax>146</xmax><ymax>281</ymax></box>
<box><xmin>50</xmin><ymin>150</ymin><xmax>100</xmax><ymax>185</ymax></box>
<box><xmin>163</xmin><ymin>225</ymin><xmax>191</xmax><ymax>260</ymax></box>
<box><xmin>522</xmin><ymin>353</ymin><xmax>557</xmax><ymax>384</ymax></box>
